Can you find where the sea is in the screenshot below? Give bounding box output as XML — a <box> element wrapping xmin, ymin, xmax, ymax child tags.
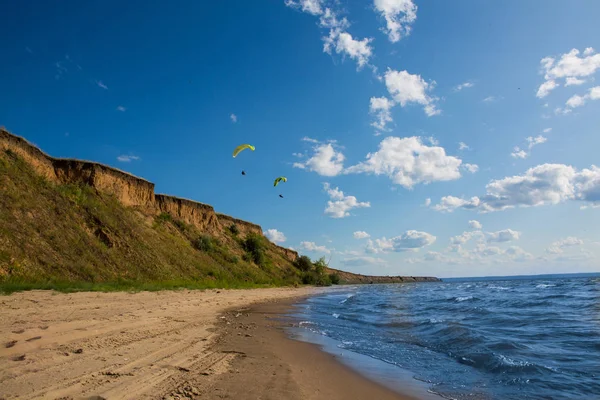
<box><xmin>289</xmin><ymin>274</ymin><xmax>600</xmax><ymax>400</ymax></box>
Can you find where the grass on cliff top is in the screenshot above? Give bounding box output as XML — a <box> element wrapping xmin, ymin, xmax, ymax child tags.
<box><xmin>0</xmin><ymin>149</ymin><xmax>303</xmax><ymax>293</ymax></box>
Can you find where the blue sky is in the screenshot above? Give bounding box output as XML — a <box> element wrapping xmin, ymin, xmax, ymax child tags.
<box><xmin>2</xmin><ymin>0</ymin><xmax>600</xmax><ymax>278</ymax></box>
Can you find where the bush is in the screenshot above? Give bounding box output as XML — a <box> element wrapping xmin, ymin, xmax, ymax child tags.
<box><xmin>228</xmin><ymin>224</ymin><xmax>240</xmax><ymax>235</ymax></box>
<box><xmin>156</xmin><ymin>213</ymin><xmax>172</xmax><ymax>223</ymax></box>
<box><xmin>329</xmin><ymin>273</ymin><xmax>340</xmax><ymax>285</ymax></box>
<box><xmin>243</xmin><ymin>233</ymin><xmax>267</xmax><ymax>267</ymax></box>
<box><xmin>173</xmin><ymin>219</ymin><xmax>188</xmax><ymax>232</ymax></box>
<box><xmin>301</xmin><ymin>272</ymin><xmax>316</xmax><ymax>285</ymax></box>
<box><xmin>193</xmin><ymin>235</ymin><xmax>215</xmax><ymax>252</ymax></box>
<box><xmin>294</xmin><ymin>255</ymin><xmax>313</xmax><ymax>272</ymax></box>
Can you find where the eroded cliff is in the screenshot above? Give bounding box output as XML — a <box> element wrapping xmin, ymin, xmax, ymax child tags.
<box><xmin>1</xmin><ymin>127</ymin><xmax>439</xmax><ymax>287</ymax></box>
<box><xmin>0</xmin><ymin>128</ymin><xmax>296</xmax><ymax>262</ymax></box>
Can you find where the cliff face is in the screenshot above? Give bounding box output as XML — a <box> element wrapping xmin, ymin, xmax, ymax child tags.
<box><xmin>0</xmin><ymin>127</ymin><xmax>439</xmax><ymax>285</ymax></box>
<box><xmin>327</xmin><ymin>268</ymin><xmax>440</xmax><ymax>284</ymax></box>
<box><xmin>0</xmin><ymin>128</ymin><xmax>294</xmax><ymax>261</ymax></box>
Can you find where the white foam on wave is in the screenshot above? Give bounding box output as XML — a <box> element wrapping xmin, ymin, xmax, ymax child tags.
<box><xmin>340</xmin><ymin>293</ymin><xmax>355</xmax><ymax>304</ymax></box>
<box><xmin>536</xmin><ymin>284</ymin><xmax>556</xmax><ymax>289</ymax></box>
<box><xmin>456</xmin><ymin>296</ymin><xmax>473</xmax><ymax>302</ymax></box>
<box><xmin>332</xmin><ymin>313</ymin><xmax>340</xmax><ymax>319</ymax></box>
<box><xmin>489</xmin><ymin>285</ymin><xmax>509</xmax><ymax>290</ymax></box>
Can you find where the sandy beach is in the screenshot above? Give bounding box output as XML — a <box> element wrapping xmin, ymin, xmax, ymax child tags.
<box><xmin>0</xmin><ymin>288</ymin><xmax>415</xmax><ymax>400</ymax></box>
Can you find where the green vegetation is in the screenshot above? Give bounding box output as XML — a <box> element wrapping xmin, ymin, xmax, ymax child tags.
<box><xmin>329</xmin><ymin>273</ymin><xmax>341</xmax><ymax>285</ymax></box>
<box><xmin>228</xmin><ymin>224</ymin><xmax>240</xmax><ymax>236</ymax></box>
<box><xmin>295</xmin><ymin>256</ymin><xmax>338</xmax><ymax>287</ymax></box>
<box><xmin>0</xmin><ymin>149</ymin><xmax>304</xmax><ymax>293</ymax></box>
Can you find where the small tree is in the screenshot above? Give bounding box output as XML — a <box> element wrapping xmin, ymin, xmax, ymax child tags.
<box><xmin>314</xmin><ymin>256</ymin><xmax>327</xmax><ymax>275</ymax></box>
<box><xmin>294</xmin><ymin>255</ymin><xmax>313</xmax><ymax>272</ymax></box>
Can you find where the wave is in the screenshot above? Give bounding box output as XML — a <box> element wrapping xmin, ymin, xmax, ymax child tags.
<box><xmin>291</xmin><ymin>278</ymin><xmax>598</xmax><ymax>399</ymax></box>
<box><xmin>455</xmin><ymin>296</ymin><xmax>475</xmax><ymax>302</ymax></box>
<box><xmin>340</xmin><ymin>293</ymin><xmax>355</xmax><ymax>304</ymax></box>
<box><xmin>536</xmin><ymin>283</ymin><xmax>556</xmax><ymax>288</ymax></box>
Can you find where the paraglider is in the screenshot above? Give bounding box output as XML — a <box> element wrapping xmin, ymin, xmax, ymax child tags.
<box><xmin>273</xmin><ymin>176</ymin><xmax>287</xmax><ymax>187</ymax></box>
<box><xmin>232</xmin><ymin>144</ymin><xmax>255</xmax><ymax>158</ymax></box>
<box><xmin>241</xmin><ymin>170</ymin><xmax>246</xmax><ymax>176</ymax></box>
<box><xmin>279</xmin><ymin>194</ymin><xmax>284</xmax><ymax>198</ymax></box>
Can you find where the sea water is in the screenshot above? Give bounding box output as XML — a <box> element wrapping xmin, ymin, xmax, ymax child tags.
<box><xmin>290</xmin><ymin>277</ymin><xmax>600</xmax><ymax>399</ymax></box>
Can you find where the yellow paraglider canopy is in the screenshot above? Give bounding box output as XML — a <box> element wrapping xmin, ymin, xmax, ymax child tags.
<box><xmin>232</xmin><ymin>144</ymin><xmax>255</xmax><ymax>158</ymax></box>
<box><xmin>273</xmin><ymin>176</ymin><xmax>287</xmax><ymax>187</ymax></box>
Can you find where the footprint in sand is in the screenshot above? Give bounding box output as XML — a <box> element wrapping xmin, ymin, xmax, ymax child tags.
<box><xmin>11</xmin><ymin>329</ymin><xmax>25</xmax><ymax>334</ymax></box>
<box><xmin>11</xmin><ymin>354</ymin><xmax>26</xmax><ymax>361</ymax></box>
<box><xmin>39</xmin><ymin>325</ymin><xmax>49</xmax><ymax>330</ymax></box>
<box><xmin>25</xmin><ymin>336</ymin><xmax>42</xmax><ymax>342</ymax></box>
<box><xmin>5</xmin><ymin>340</ymin><xmax>18</xmax><ymax>348</ymax></box>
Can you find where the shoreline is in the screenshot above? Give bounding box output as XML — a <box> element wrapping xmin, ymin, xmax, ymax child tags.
<box><xmin>209</xmin><ymin>295</ymin><xmax>422</xmax><ymax>400</ymax></box>
<box><xmin>0</xmin><ymin>287</ymin><xmax>428</xmax><ymax>399</ymax></box>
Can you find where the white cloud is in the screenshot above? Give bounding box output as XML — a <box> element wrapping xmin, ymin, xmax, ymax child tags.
<box><xmin>373</xmin><ymin>0</ymin><xmax>417</xmax><ymax>43</ymax></box>
<box><xmin>527</xmin><ymin>135</ymin><xmax>547</xmax><ymax>150</ymax></box>
<box><xmin>566</xmin><ymin>94</ymin><xmax>586</xmax><ymax>108</ymax></box>
<box><xmin>565</xmin><ymin>77</ymin><xmax>586</xmax><ymax>86</ymax></box>
<box><xmin>323</xmin><ymin>183</ymin><xmax>370</xmax><ymax>218</ymax></box>
<box><xmin>323</xmin><ymin>29</ymin><xmax>374</xmax><ymax>70</ymax></box>
<box><xmin>285</xmin><ymin>2</ymin><xmax>373</xmax><ymax>70</ymax></box>
<box><xmin>505</xmin><ymin>246</ymin><xmax>534</xmax><ymax>262</ymax></box>
<box><xmin>564</xmin><ymin>86</ymin><xmax>600</xmax><ymax>110</ymax></box>
<box><xmin>536</xmin><ymin>80</ymin><xmax>558</xmax><ymax>98</ymax></box>
<box><xmin>454</xmin><ymin>81</ymin><xmax>474</xmax><ymax>92</ymax></box>
<box><xmin>433</xmin><ymin>163</ymin><xmax>600</xmax><ymax>212</ymax></box>
<box><xmin>301</xmin><ymin>136</ymin><xmax>320</xmax><ymax>143</ymax></box>
<box><xmin>230</xmin><ymin>113</ymin><xmax>237</xmax><ymax>123</ymax></box>
<box><xmin>265</xmin><ymin>229</ymin><xmax>287</xmax><ymax>243</ymax></box>
<box><xmin>96</xmin><ymin>80</ymin><xmax>108</xmax><ymax>90</ymax></box>
<box><xmin>483</xmin><ymin>96</ymin><xmax>496</xmax><ymax>103</ymax></box>
<box><xmin>510</xmin><ymin>147</ymin><xmax>528</xmax><ymax>159</ymax></box>
<box><xmin>353</xmin><ymin>231</ymin><xmax>371</xmax><ymax>239</ymax></box>
<box><xmin>318</xmin><ymin>7</ymin><xmax>348</xmax><ymax>29</ymax></box>
<box><xmin>366</xmin><ymin>230</ymin><xmax>436</xmax><ymax>253</ymax></box>
<box><xmin>300</xmin><ymin>241</ymin><xmax>331</xmax><ymax>254</ymax></box>
<box><xmin>384</xmin><ymin>69</ymin><xmax>440</xmax><ymax>116</ymax></box>
<box><xmin>294</xmin><ymin>143</ymin><xmax>345</xmax><ymax>176</ymax></box>
<box><xmin>474</xmin><ymin>244</ymin><xmax>503</xmax><ymax>257</ymax></box>
<box><xmin>449</xmin><ymin>230</ymin><xmax>484</xmax><ymax>245</ymax></box>
<box><xmin>433</xmin><ymin>196</ymin><xmax>481</xmax><ymax>212</ymax></box>
<box><xmin>424</xmin><ymin>198</ymin><xmax>431</xmax><ymax>207</ymax></box>
<box><xmin>537</xmin><ymin>48</ymin><xmax>600</xmax><ymax>98</ymax></box>
<box><xmin>545</xmin><ymin>236</ymin><xmax>584</xmax><ymax>254</ymax></box>
<box><xmin>284</xmin><ymin>0</ymin><xmax>323</xmax><ymax>15</ymax></box>
<box><xmin>468</xmin><ymin>220</ymin><xmax>482</xmax><ymax>230</ymax></box>
<box><xmin>554</xmin><ymin>236</ymin><xmax>584</xmax><ymax>247</ymax></box>
<box><xmin>463</xmin><ymin>163</ymin><xmax>479</xmax><ymax>174</ymax></box>
<box><xmin>512</xmin><ymin>135</ymin><xmax>548</xmax><ymax>159</ymax></box>
<box><xmin>543</xmin><ymin>128</ymin><xmax>552</xmax><ymax>133</ymax></box>
<box><xmin>116</xmin><ymin>106</ymin><xmax>126</xmax><ymax>112</ymax></box>
<box><xmin>426</xmin><ymin>136</ymin><xmax>439</xmax><ymax>146</ymax></box>
<box><xmin>370</xmin><ymin>96</ymin><xmax>395</xmax><ymax>131</ymax></box>
<box><xmin>487</xmin><ymin>229</ymin><xmax>520</xmax><ymax>243</ymax></box>
<box><xmin>117</xmin><ymin>155</ymin><xmax>140</xmax><ymax>162</ymax></box>
<box><xmin>459</xmin><ymin>142</ymin><xmax>470</xmax><ymax>151</ymax></box>
<box><xmin>342</xmin><ymin>256</ymin><xmax>386</xmax><ymax>266</ymax></box>
<box><xmin>345</xmin><ymin>136</ymin><xmax>462</xmax><ymax>188</ymax></box>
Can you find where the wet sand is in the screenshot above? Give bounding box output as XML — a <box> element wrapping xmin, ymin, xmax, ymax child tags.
<box><xmin>0</xmin><ymin>288</ymin><xmax>416</xmax><ymax>399</ymax></box>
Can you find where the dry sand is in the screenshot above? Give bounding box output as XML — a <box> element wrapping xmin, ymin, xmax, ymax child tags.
<box><xmin>0</xmin><ymin>288</ymin><xmax>415</xmax><ymax>400</ymax></box>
